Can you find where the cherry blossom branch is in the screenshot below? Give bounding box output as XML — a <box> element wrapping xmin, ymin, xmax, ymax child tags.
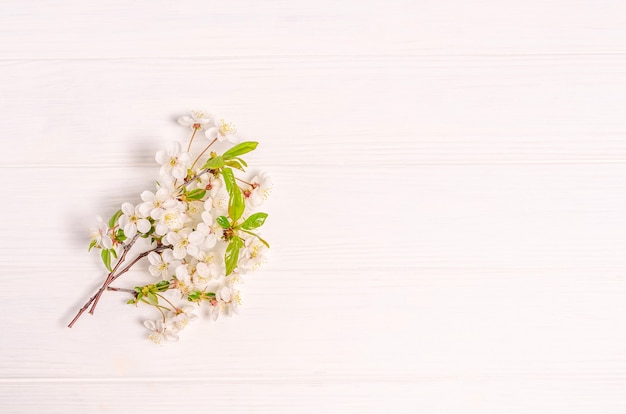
<box><xmin>182</xmin><ymin>168</ymin><xmax>211</xmax><ymax>189</ymax></box>
<box><xmin>67</xmin><ymin>243</ymin><xmax>165</xmax><ymax>328</ymax></box>
<box><xmin>88</xmin><ymin>234</ymin><xmax>139</xmax><ymax>314</ymax></box>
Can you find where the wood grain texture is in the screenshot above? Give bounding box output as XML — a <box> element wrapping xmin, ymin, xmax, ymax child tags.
<box><xmin>1</xmin><ymin>0</ymin><xmax>626</xmax><ymax>413</ymax></box>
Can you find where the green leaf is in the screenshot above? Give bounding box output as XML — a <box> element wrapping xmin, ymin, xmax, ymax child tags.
<box><xmin>222</xmin><ymin>141</ymin><xmax>258</xmax><ymax>158</ymax></box>
<box><xmin>224</xmin><ymin>159</ymin><xmax>245</xmax><ymax>171</ymax></box>
<box><xmin>101</xmin><ymin>249</ymin><xmax>112</xmax><ymax>272</ymax></box>
<box><xmin>108</xmin><ymin>209</ymin><xmax>123</xmax><ymax>228</ymax></box>
<box><xmin>217</xmin><ymin>216</ymin><xmax>231</xmax><ymax>228</ymax></box>
<box><xmin>110</xmin><ymin>248</ymin><xmax>118</xmax><ymax>259</ymax></box>
<box><xmin>88</xmin><ymin>240</ymin><xmax>97</xmax><ymax>252</ymax></box>
<box><xmin>229</xmin><ymin>186</ymin><xmax>245</xmax><ymax>222</ymax></box>
<box><xmin>155</xmin><ymin>280</ymin><xmax>170</xmax><ymax>291</ymax></box>
<box><xmin>233</xmin><ymin>157</ymin><xmax>248</xmax><ymax>167</ymax></box>
<box><xmin>116</xmin><ymin>229</ymin><xmax>127</xmax><ymax>242</ymax></box>
<box><xmin>222</xmin><ymin>167</ymin><xmax>236</xmax><ymax>194</ymax></box>
<box><xmin>202</xmin><ymin>155</ymin><xmax>225</xmax><ymax>170</ymax></box>
<box><xmin>147</xmin><ymin>292</ymin><xmax>158</xmax><ymax>306</ymax></box>
<box><xmin>126</xmin><ymin>299</ymin><xmax>136</xmax><ymax>305</ymax></box>
<box><xmin>240</xmin><ymin>212</ymin><xmax>268</xmax><ymax>230</ymax></box>
<box><xmin>186</xmin><ymin>188</ymin><xmax>207</xmax><ymax>201</ymax></box>
<box><xmin>225</xmin><ymin>236</ymin><xmax>243</xmax><ymax>276</ymax></box>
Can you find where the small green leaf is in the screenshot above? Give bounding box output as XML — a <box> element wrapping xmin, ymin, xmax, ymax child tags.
<box><xmin>222</xmin><ymin>167</ymin><xmax>236</xmax><ymax>194</ymax></box>
<box><xmin>108</xmin><ymin>209</ymin><xmax>123</xmax><ymax>228</ymax></box>
<box><xmin>126</xmin><ymin>299</ymin><xmax>136</xmax><ymax>305</ymax></box>
<box><xmin>217</xmin><ymin>216</ymin><xmax>231</xmax><ymax>228</ymax></box>
<box><xmin>202</xmin><ymin>155</ymin><xmax>225</xmax><ymax>170</ymax></box>
<box><xmin>186</xmin><ymin>188</ymin><xmax>207</xmax><ymax>201</ymax></box>
<box><xmin>88</xmin><ymin>240</ymin><xmax>97</xmax><ymax>251</ymax></box>
<box><xmin>222</xmin><ymin>141</ymin><xmax>258</xmax><ymax>159</ymax></box>
<box><xmin>137</xmin><ymin>292</ymin><xmax>144</xmax><ymax>302</ymax></box>
<box><xmin>241</xmin><ymin>212</ymin><xmax>268</xmax><ymax>230</ymax></box>
<box><xmin>233</xmin><ymin>157</ymin><xmax>248</xmax><ymax>167</ymax></box>
<box><xmin>101</xmin><ymin>249</ymin><xmax>112</xmax><ymax>272</ymax></box>
<box><xmin>224</xmin><ymin>159</ymin><xmax>245</xmax><ymax>171</ymax></box>
<box><xmin>225</xmin><ymin>236</ymin><xmax>243</xmax><ymax>276</ymax></box>
<box><xmin>147</xmin><ymin>292</ymin><xmax>158</xmax><ymax>306</ymax></box>
<box><xmin>110</xmin><ymin>248</ymin><xmax>118</xmax><ymax>259</ymax></box>
<box><xmin>229</xmin><ymin>186</ymin><xmax>245</xmax><ymax>222</ymax></box>
<box><xmin>116</xmin><ymin>229</ymin><xmax>127</xmax><ymax>242</ymax></box>
<box><xmin>155</xmin><ymin>280</ymin><xmax>170</xmax><ymax>291</ymax></box>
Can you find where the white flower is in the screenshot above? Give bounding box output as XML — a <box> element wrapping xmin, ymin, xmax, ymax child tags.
<box><xmin>243</xmin><ymin>172</ymin><xmax>273</xmax><ymax>208</ymax></box>
<box><xmin>144</xmin><ymin>320</ymin><xmax>179</xmax><ymax>345</ymax></box>
<box><xmin>139</xmin><ymin>187</ymin><xmax>178</xmax><ymax>219</ymax></box>
<box><xmin>89</xmin><ymin>216</ymin><xmax>112</xmax><ymax>249</ymax></box>
<box><xmin>239</xmin><ymin>236</ymin><xmax>267</xmax><ymax>272</ymax></box>
<box><xmin>166</xmin><ymin>228</ymin><xmax>204</xmax><ymax>259</ymax></box>
<box><xmin>185</xmin><ymin>200</ymin><xmax>204</xmax><ymax>223</ymax></box>
<box><xmin>155</xmin><ymin>207</ymin><xmax>187</xmax><ymax>236</ymax></box>
<box><xmin>207</xmin><ymin>301</ymin><xmax>220</xmax><ymax>321</ymax></box>
<box><xmin>216</xmin><ymin>285</ymin><xmax>240</xmax><ymax>316</ymax></box>
<box><xmin>168</xmin><ymin>306</ymin><xmax>198</xmax><ymax>332</ymax></box>
<box><xmin>155</xmin><ymin>142</ymin><xmax>192</xmax><ymax>180</ymax></box>
<box><xmin>148</xmin><ymin>249</ymin><xmax>181</xmax><ymax>279</ymax></box>
<box><xmin>205</xmin><ymin>118</ymin><xmax>238</xmax><ymax>143</ymax></box>
<box><xmin>178</xmin><ymin>111</ymin><xmax>212</xmax><ymax>130</ymax></box>
<box><xmin>210</xmin><ymin>190</ymin><xmax>229</xmax><ymax>216</ymax></box>
<box><xmin>171</xmin><ymin>263</ymin><xmax>195</xmax><ymax>295</ymax></box>
<box><xmin>196</xmin><ymin>206</ymin><xmax>222</xmax><ymax>249</ymax></box>
<box><xmin>118</xmin><ymin>202</ymin><xmax>151</xmax><ymax>238</ymax></box>
<box><xmin>195</xmin><ymin>250</ymin><xmax>222</xmax><ymax>280</ymax></box>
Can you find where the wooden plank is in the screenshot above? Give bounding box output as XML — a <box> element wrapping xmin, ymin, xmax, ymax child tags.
<box><xmin>2</xmin><ymin>268</ymin><xmax>626</xmax><ymax>380</ymax></box>
<box><xmin>2</xmin><ymin>164</ymin><xmax>626</xmax><ymax>270</ymax></box>
<box><xmin>1</xmin><ymin>55</ymin><xmax>626</xmax><ymax>166</ymax></box>
<box><xmin>0</xmin><ymin>1</ymin><xmax>625</xmax><ymax>58</ymax></box>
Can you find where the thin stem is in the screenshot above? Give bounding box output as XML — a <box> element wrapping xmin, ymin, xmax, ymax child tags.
<box><xmin>109</xmin><ymin>246</ymin><xmax>166</xmax><ymax>285</ymax></box>
<box><xmin>236</xmin><ymin>177</ymin><xmax>254</xmax><ymax>187</ymax></box>
<box><xmin>155</xmin><ymin>305</ymin><xmax>167</xmax><ymax>323</ymax></box>
<box><xmin>186</xmin><ymin>128</ymin><xmax>199</xmax><ymax>152</ymax></box>
<box><xmin>156</xmin><ymin>293</ymin><xmax>178</xmax><ymax>312</ymax></box>
<box><xmin>189</xmin><ymin>138</ymin><xmax>218</xmax><ymax>171</ymax></box>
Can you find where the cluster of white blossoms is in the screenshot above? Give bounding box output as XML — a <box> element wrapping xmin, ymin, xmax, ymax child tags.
<box><xmin>73</xmin><ymin>111</ymin><xmax>272</xmax><ymax>345</ymax></box>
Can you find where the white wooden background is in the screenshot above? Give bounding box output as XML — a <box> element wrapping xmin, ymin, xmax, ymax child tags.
<box><xmin>1</xmin><ymin>1</ymin><xmax>626</xmax><ymax>412</ymax></box>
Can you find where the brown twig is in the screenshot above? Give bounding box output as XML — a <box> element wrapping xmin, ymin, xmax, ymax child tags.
<box><xmin>67</xmin><ymin>244</ymin><xmax>165</xmax><ymax>328</ymax></box>
<box><xmin>88</xmin><ymin>234</ymin><xmax>139</xmax><ymax>314</ymax></box>
<box><xmin>107</xmin><ymin>286</ymin><xmax>135</xmax><ymax>294</ymax></box>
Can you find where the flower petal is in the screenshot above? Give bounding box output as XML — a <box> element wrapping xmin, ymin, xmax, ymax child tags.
<box><xmin>121</xmin><ymin>202</ymin><xmax>134</xmax><ymax>216</ymax></box>
<box><xmin>137</xmin><ymin>219</ymin><xmax>151</xmax><ymax>233</ymax></box>
<box><xmin>204</xmin><ymin>128</ymin><xmax>218</xmax><ymax>140</ymax></box>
